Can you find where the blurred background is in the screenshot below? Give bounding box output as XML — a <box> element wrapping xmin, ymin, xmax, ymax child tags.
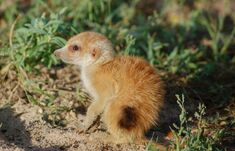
<box><xmin>0</xmin><ymin>0</ymin><xmax>235</xmax><ymax>150</ymax></box>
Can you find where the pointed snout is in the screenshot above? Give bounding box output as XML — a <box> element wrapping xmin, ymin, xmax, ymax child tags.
<box><xmin>53</xmin><ymin>49</ymin><xmax>61</xmax><ymax>58</ymax></box>
<box><xmin>54</xmin><ymin>47</ymin><xmax>66</xmax><ymax>58</ymax></box>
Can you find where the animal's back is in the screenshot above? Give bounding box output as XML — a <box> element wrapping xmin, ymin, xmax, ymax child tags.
<box><xmin>102</xmin><ymin>56</ymin><xmax>163</xmax><ymax>98</ymax></box>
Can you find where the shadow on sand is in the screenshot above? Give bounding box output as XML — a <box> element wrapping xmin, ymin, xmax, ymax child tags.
<box><xmin>0</xmin><ymin>105</ymin><xmax>62</xmax><ymax>151</ymax></box>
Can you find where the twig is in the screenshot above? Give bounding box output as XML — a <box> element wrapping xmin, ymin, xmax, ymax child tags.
<box><xmin>8</xmin><ymin>83</ymin><xmax>19</xmax><ymax>102</ymax></box>
<box><xmin>9</xmin><ymin>15</ymin><xmax>20</xmax><ymax>47</ymax></box>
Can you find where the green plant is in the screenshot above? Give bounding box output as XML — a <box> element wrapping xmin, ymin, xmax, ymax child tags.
<box><xmin>123</xmin><ymin>34</ymin><xmax>136</xmax><ymax>55</ymax></box>
<box><xmin>170</xmin><ymin>94</ymin><xmax>224</xmax><ymax>151</ymax></box>
<box><xmin>201</xmin><ymin>14</ymin><xmax>235</xmax><ymax>61</ymax></box>
<box><xmin>11</xmin><ymin>8</ymin><xmax>74</xmax><ymax>71</ymax></box>
<box><xmin>155</xmin><ymin>47</ymin><xmax>202</xmax><ymax>78</ymax></box>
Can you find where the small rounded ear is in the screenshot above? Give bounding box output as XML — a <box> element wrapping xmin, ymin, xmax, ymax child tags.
<box><xmin>90</xmin><ymin>48</ymin><xmax>100</xmax><ymax>58</ymax></box>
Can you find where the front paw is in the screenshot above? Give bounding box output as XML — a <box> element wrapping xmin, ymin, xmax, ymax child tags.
<box><xmin>77</xmin><ymin>118</ymin><xmax>93</xmax><ymax>134</ymax></box>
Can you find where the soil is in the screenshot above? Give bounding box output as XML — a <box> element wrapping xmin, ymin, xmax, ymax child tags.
<box><xmin>0</xmin><ymin>65</ymin><xmax>188</xmax><ymax>151</ymax></box>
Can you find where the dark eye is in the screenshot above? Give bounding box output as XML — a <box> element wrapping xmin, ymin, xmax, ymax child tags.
<box><xmin>72</xmin><ymin>45</ymin><xmax>80</xmax><ymax>51</ymax></box>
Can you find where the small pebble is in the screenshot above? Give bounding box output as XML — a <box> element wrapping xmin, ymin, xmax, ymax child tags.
<box><xmin>38</xmin><ymin>108</ymin><xmax>43</xmax><ymax>114</ymax></box>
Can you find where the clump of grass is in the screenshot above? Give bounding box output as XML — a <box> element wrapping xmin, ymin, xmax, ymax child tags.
<box><xmin>146</xmin><ymin>94</ymin><xmax>224</xmax><ymax>151</ymax></box>
<box><xmin>201</xmin><ymin>14</ymin><xmax>235</xmax><ymax>62</ymax></box>
<box><xmin>157</xmin><ymin>48</ymin><xmax>202</xmax><ymax>77</ymax></box>
<box><xmin>10</xmin><ymin>8</ymin><xmax>74</xmax><ymax>71</ymax></box>
<box><xmin>170</xmin><ymin>94</ymin><xmax>224</xmax><ymax>151</ymax></box>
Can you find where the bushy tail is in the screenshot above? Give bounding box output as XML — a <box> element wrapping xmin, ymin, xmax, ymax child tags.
<box><xmin>104</xmin><ymin>98</ymin><xmax>146</xmax><ymax>143</ymax></box>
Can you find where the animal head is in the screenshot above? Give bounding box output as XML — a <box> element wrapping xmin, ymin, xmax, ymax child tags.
<box><xmin>54</xmin><ymin>32</ymin><xmax>114</xmax><ymax>67</ymax></box>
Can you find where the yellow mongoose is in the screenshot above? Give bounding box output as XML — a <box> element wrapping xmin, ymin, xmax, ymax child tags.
<box><xmin>54</xmin><ymin>31</ymin><xmax>165</xmax><ymax>144</ymax></box>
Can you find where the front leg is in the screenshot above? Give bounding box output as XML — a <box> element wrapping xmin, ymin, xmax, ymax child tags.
<box><xmin>83</xmin><ymin>100</ymin><xmax>105</xmax><ymax>131</ymax></box>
